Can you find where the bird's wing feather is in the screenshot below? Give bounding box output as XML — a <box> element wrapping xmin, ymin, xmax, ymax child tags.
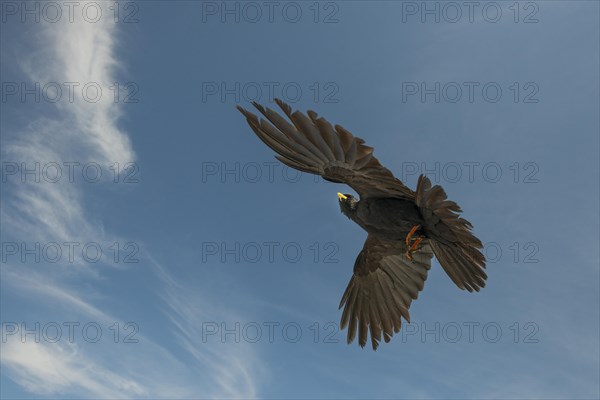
<box><xmin>339</xmin><ymin>235</ymin><xmax>433</xmax><ymax>350</ymax></box>
<box><xmin>237</xmin><ymin>99</ymin><xmax>414</xmax><ymax>200</ymax></box>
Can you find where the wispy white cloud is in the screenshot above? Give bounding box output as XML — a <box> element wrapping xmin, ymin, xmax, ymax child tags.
<box><xmin>1</xmin><ymin>339</ymin><xmax>146</xmax><ymax>399</ymax></box>
<box><xmin>19</xmin><ymin>3</ymin><xmax>134</xmax><ymax>166</ymax></box>
<box><xmin>150</xmin><ymin>255</ymin><xmax>263</xmax><ymax>399</ymax></box>
<box><xmin>2</xmin><ymin>1</ymin><xmax>134</xmax><ymax>246</ymax></box>
<box><xmin>1</xmin><ymin>264</ymin><xmax>202</xmax><ymax>399</ymax></box>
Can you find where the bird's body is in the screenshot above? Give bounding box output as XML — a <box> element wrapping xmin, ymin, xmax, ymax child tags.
<box><xmin>342</xmin><ymin>196</ymin><xmax>423</xmax><ymax>240</ymax></box>
<box><xmin>237</xmin><ymin>99</ymin><xmax>487</xmax><ymax>350</ymax></box>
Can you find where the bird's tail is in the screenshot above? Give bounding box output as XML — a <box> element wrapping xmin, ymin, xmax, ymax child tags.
<box><xmin>415</xmin><ymin>175</ymin><xmax>487</xmax><ymax>292</ymax></box>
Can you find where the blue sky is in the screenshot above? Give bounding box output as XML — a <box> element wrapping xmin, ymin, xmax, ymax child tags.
<box><xmin>1</xmin><ymin>1</ymin><xmax>598</xmax><ymax>398</ymax></box>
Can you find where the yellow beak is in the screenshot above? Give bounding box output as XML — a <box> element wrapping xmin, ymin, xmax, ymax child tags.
<box><xmin>337</xmin><ymin>192</ymin><xmax>348</xmax><ymax>201</ymax></box>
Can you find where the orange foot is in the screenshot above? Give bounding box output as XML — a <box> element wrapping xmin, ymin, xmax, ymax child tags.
<box><xmin>405</xmin><ymin>225</ymin><xmax>423</xmax><ymax>261</ymax></box>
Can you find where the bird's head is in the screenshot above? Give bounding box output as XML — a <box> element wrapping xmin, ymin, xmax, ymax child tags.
<box><xmin>337</xmin><ymin>192</ymin><xmax>358</xmax><ymax>218</ymax></box>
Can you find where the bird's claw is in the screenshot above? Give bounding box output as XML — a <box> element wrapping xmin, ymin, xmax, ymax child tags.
<box><xmin>405</xmin><ymin>225</ymin><xmax>423</xmax><ymax>262</ymax></box>
<box><xmin>406</xmin><ymin>238</ymin><xmax>423</xmax><ymax>261</ymax></box>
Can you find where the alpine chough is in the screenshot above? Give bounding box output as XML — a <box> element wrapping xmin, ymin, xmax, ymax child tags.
<box><xmin>237</xmin><ymin>99</ymin><xmax>487</xmax><ymax>350</ymax></box>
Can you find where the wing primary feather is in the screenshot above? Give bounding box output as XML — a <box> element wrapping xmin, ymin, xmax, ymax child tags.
<box><xmin>335</xmin><ymin>124</ymin><xmax>354</xmax><ymax>153</ymax></box>
<box><xmin>289</xmin><ymin>111</ymin><xmax>335</xmax><ymax>162</ymax></box>
<box><xmin>315</xmin><ymin>118</ymin><xmax>345</xmax><ymax>161</ymax></box>
<box><xmin>344</xmin><ymin>138</ymin><xmax>358</xmax><ymax>166</ymax></box>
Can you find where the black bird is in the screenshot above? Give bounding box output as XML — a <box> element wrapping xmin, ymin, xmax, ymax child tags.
<box><xmin>237</xmin><ymin>99</ymin><xmax>487</xmax><ymax>350</ymax></box>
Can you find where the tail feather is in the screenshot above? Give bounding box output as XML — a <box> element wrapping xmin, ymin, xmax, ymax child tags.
<box><xmin>416</xmin><ymin>175</ymin><xmax>487</xmax><ymax>292</ymax></box>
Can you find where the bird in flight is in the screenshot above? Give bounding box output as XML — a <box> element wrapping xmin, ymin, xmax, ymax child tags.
<box><xmin>237</xmin><ymin>99</ymin><xmax>487</xmax><ymax>350</ymax></box>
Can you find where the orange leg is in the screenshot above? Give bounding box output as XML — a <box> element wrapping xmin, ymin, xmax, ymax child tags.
<box><xmin>405</xmin><ymin>225</ymin><xmax>423</xmax><ymax>261</ymax></box>
<box><xmin>405</xmin><ymin>224</ymin><xmax>421</xmax><ymax>245</ymax></box>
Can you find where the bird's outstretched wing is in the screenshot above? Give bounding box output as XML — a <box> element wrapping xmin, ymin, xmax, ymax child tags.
<box><xmin>339</xmin><ymin>235</ymin><xmax>433</xmax><ymax>350</ymax></box>
<box><xmin>237</xmin><ymin>99</ymin><xmax>414</xmax><ymax>200</ymax></box>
